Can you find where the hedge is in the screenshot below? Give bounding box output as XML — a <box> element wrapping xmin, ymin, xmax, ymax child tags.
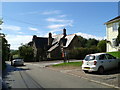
<box><xmin>68</xmin><ymin>47</ymin><xmax>100</xmax><ymax>60</ymax></box>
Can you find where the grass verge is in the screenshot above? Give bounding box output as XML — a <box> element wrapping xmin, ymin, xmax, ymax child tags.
<box><xmin>52</xmin><ymin>61</ymin><xmax>82</xmax><ymax>67</ymax></box>
<box><xmin>107</xmin><ymin>51</ymin><xmax>120</xmax><ymax>58</ymax></box>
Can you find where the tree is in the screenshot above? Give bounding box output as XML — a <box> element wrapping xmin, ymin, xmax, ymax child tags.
<box><xmin>10</xmin><ymin>50</ymin><xmax>19</xmax><ymax>60</ymax></box>
<box><xmin>78</xmin><ymin>36</ymin><xmax>87</xmax><ymax>47</ymax></box>
<box><xmin>116</xmin><ymin>23</ymin><xmax>120</xmax><ymax>46</ymax></box>
<box><xmin>19</xmin><ymin>45</ymin><xmax>34</xmax><ymax>62</ymax></box>
<box><xmin>0</xmin><ymin>19</ymin><xmax>10</xmax><ymax>70</ymax></box>
<box><xmin>0</xmin><ymin>19</ymin><xmax>3</xmax><ymax>30</ymax></box>
<box><xmin>86</xmin><ymin>38</ymin><xmax>99</xmax><ymax>48</ymax></box>
<box><xmin>97</xmin><ymin>40</ymin><xmax>106</xmax><ymax>52</ymax></box>
<box><xmin>2</xmin><ymin>37</ymin><xmax>10</xmax><ymax>61</ymax></box>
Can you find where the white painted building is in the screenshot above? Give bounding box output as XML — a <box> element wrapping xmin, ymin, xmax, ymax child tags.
<box><xmin>105</xmin><ymin>16</ymin><xmax>120</xmax><ymax>52</ymax></box>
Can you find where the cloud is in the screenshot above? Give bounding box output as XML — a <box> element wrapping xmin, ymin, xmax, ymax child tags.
<box><xmin>49</xmin><ymin>29</ymin><xmax>63</xmax><ymax>33</ymax></box>
<box><xmin>46</xmin><ymin>17</ymin><xmax>73</xmax><ymax>28</ymax></box>
<box><xmin>44</xmin><ymin>32</ymin><xmax>57</xmax><ymax>37</ymax></box>
<box><xmin>46</xmin><ymin>18</ymin><xmax>65</xmax><ymax>23</ymax></box>
<box><xmin>58</xmin><ymin>15</ymin><xmax>67</xmax><ymax>18</ymax></box>
<box><xmin>20</xmin><ymin>11</ymin><xmax>40</xmax><ymax>15</ymax></box>
<box><xmin>28</xmin><ymin>27</ymin><xmax>38</xmax><ymax>31</ymax></box>
<box><xmin>46</xmin><ymin>18</ymin><xmax>73</xmax><ymax>23</ymax></box>
<box><xmin>42</xmin><ymin>10</ymin><xmax>61</xmax><ymax>15</ymax></box>
<box><xmin>47</xmin><ymin>24</ymin><xmax>66</xmax><ymax>29</ymax></box>
<box><xmin>2</xmin><ymin>24</ymin><xmax>21</xmax><ymax>31</ymax></box>
<box><xmin>18</xmin><ymin>32</ymin><xmax>24</xmax><ymax>34</ymax></box>
<box><xmin>76</xmin><ymin>32</ymin><xmax>104</xmax><ymax>40</ymax></box>
<box><xmin>6</xmin><ymin>35</ymin><xmax>33</xmax><ymax>50</ymax></box>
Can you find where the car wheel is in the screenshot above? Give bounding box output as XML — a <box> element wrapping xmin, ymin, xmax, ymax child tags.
<box><xmin>98</xmin><ymin>66</ymin><xmax>104</xmax><ymax>74</ymax></box>
<box><xmin>83</xmin><ymin>70</ymin><xmax>88</xmax><ymax>73</ymax></box>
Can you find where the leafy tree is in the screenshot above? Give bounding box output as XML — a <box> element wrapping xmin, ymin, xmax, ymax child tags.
<box><xmin>97</xmin><ymin>40</ymin><xmax>106</xmax><ymax>52</ymax></box>
<box><xmin>116</xmin><ymin>23</ymin><xmax>120</xmax><ymax>46</ymax></box>
<box><xmin>19</xmin><ymin>45</ymin><xmax>34</xmax><ymax>62</ymax></box>
<box><xmin>10</xmin><ymin>50</ymin><xmax>19</xmax><ymax>55</ymax></box>
<box><xmin>86</xmin><ymin>38</ymin><xmax>99</xmax><ymax>48</ymax></box>
<box><xmin>78</xmin><ymin>36</ymin><xmax>87</xmax><ymax>47</ymax></box>
<box><xmin>0</xmin><ymin>19</ymin><xmax>3</xmax><ymax>30</ymax></box>
<box><xmin>10</xmin><ymin>50</ymin><xmax>19</xmax><ymax>60</ymax></box>
<box><xmin>0</xmin><ymin>19</ymin><xmax>10</xmax><ymax>70</ymax></box>
<box><xmin>2</xmin><ymin>37</ymin><xmax>10</xmax><ymax>61</ymax></box>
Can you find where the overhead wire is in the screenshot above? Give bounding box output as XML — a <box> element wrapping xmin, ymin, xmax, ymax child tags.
<box><xmin>3</xmin><ymin>15</ymin><xmax>46</xmax><ymax>27</ymax></box>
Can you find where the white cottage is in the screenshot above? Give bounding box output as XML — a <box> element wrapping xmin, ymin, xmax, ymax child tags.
<box><xmin>105</xmin><ymin>16</ymin><xmax>120</xmax><ymax>52</ymax></box>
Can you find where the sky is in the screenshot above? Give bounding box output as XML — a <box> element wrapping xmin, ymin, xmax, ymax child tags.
<box><xmin>1</xmin><ymin>2</ymin><xmax>119</xmax><ymax>50</ymax></box>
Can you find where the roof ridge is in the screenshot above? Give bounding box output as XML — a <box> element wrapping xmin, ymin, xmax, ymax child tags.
<box><xmin>105</xmin><ymin>15</ymin><xmax>120</xmax><ymax>24</ymax></box>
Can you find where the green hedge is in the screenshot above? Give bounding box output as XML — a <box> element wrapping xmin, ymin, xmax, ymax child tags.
<box><xmin>69</xmin><ymin>47</ymin><xmax>100</xmax><ymax>60</ymax></box>
<box><xmin>107</xmin><ymin>51</ymin><xmax>120</xmax><ymax>59</ymax></box>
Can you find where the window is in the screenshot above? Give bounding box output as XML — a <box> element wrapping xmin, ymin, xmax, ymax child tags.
<box><xmin>112</xmin><ymin>38</ymin><xmax>117</xmax><ymax>46</ymax></box>
<box><xmin>113</xmin><ymin>22</ymin><xmax>119</xmax><ymax>31</ymax></box>
<box><xmin>105</xmin><ymin>54</ymin><xmax>116</xmax><ymax>59</ymax></box>
<box><xmin>84</xmin><ymin>55</ymin><xmax>95</xmax><ymax>61</ymax></box>
<box><xmin>99</xmin><ymin>54</ymin><xmax>107</xmax><ymax>60</ymax></box>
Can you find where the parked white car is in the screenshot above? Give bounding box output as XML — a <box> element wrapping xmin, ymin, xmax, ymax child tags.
<box><xmin>82</xmin><ymin>53</ymin><xmax>120</xmax><ymax>74</ymax></box>
<box><xmin>11</xmin><ymin>59</ymin><xmax>24</xmax><ymax>66</ymax></box>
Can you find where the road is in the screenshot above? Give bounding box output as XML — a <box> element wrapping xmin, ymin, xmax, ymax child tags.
<box><xmin>2</xmin><ymin>61</ymin><xmax>118</xmax><ymax>89</ymax></box>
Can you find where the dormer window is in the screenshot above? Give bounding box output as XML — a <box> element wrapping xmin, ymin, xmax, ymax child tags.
<box><xmin>113</xmin><ymin>22</ymin><xmax>119</xmax><ymax>31</ymax></box>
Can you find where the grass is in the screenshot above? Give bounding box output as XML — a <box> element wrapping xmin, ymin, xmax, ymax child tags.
<box><xmin>52</xmin><ymin>61</ymin><xmax>82</xmax><ymax>67</ymax></box>
<box><xmin>107</xmin><ymin>51</ymin><xmax>120</xmax><ymax>58</ymax></box>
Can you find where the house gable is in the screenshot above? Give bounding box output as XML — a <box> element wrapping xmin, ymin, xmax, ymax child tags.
<box><xmin>105</xmin><ymin>16</ymin><xmax>120</xmax><ymax>52</ymax></box>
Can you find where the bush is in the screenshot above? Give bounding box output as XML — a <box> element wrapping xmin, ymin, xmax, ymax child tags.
<box><xmin>69</xmin><ymin>47</ymin><xmax>100</xmax><ymax>60</ymax></box>
<box><xmin>19</xmin><ymin>45</ymin><xmax>34</xmax><ymax>62</ymax></box>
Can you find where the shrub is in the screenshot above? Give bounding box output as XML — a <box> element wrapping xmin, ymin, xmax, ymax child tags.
<box><xmin>69</xmin><ymin>47</ymin><xmax>100</xmax><ymax>60</ymax></box>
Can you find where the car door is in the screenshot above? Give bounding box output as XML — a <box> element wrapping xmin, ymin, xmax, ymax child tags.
<box><xmin>98</xmin><ymin>54</ymin><xmax>110</xmax><ymax>70</ymax></box>
<box><xmin>105</xmin><ymin>54</ymin><xmax>117</xmax><ymax>69</ymax></box>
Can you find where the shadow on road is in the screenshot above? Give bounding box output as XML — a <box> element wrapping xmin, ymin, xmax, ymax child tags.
<box><xmin>3</xmin><ymin>64</ymin><xmax>30</xmax><ymax>76</ymax></box>
<box><xmin>2</xmin><ymin>63</ymin><xmax>30</xmax><ymax>89</ymax></box>
<box><xmin>88</xmin><ymin>68</ymin><xmax>120</xmax><ymax>75</ymax></box>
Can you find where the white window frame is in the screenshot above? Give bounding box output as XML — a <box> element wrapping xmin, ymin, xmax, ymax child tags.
<box><xmin>113</xmin><ymin>22</ymin><xmax>119</xmax><ymax>31</ymax></box>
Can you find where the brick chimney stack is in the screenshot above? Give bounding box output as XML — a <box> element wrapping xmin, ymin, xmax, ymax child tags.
<box><xmin>48</xmin><ymin>32</ymin><xmax>52</xmax><ymax>46</ymax></box>
<box><xmin>63</xmin><ymin>28</ymin><xmax>67</xmax><ymax>37</ymax></box>
<box><xmin>32</xmin><ymin>35</ymin><xmax>37</xmax><ymax>41</ymax></box>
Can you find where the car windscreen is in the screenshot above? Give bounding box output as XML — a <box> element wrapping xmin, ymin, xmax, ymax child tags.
<box><xmin>84</xmin><ymin>55</ymin><xmax>96</xmax><ymax>61</ymax></box>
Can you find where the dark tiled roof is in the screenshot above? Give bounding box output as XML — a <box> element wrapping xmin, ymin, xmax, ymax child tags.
<box><xmin>64</xmin><ymin>34</ymin><xmax>76</xmax><ymax>47</ymax></box>
<box><xmin>105</xmin><ymin>16</ymin><xmax>120</xmax><ymax>24</ymax></box>
<box><xmin>52</xmin><ymin>34</ymin><xmax>64</xmax><ymax>45</ymax></box>
<box><xmin>48</xmin><ymin>34</ymin><xmax>76</xmax><ymax>52</ymax></box>
<box><xmin>48</xmin><ymin>43</ymin><xmax>59</xmax><ymax>52</ymax></box>
<box><xmin>34</xmin><ymin>37</ymin><xmax>48</xmax><ymax>48</ymax></box>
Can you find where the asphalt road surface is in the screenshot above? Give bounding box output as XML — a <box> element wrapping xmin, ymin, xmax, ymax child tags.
<box><xmin>2</xmin><ymin>61</ymin><xmax>118</xmax><ymax>89</ymax></box>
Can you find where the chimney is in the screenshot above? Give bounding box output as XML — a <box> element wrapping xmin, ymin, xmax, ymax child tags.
<box><xmin>32</xmin><ymin>35</ymin><xmax>37</xmax><ymax>41</ymax></box>
<box><xmin>63</xmin><ymin>28</ymin><xmax>67</xmax><ymax>37</ymax></box>
<box><xmin>48</xmin><ymin>32</ymin><xmax>52</xmax><ymax>46</ymax></box>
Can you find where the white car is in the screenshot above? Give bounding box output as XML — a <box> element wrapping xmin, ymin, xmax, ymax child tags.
<box><xmin>82</xmin><ymin>53</ymin><xmax>120</xmax><ymax>74</ymax></box>
<box><xmin>11</xmin><ymin>59</ymin><xmax>24</xmax><ymax>66</ymax></box>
